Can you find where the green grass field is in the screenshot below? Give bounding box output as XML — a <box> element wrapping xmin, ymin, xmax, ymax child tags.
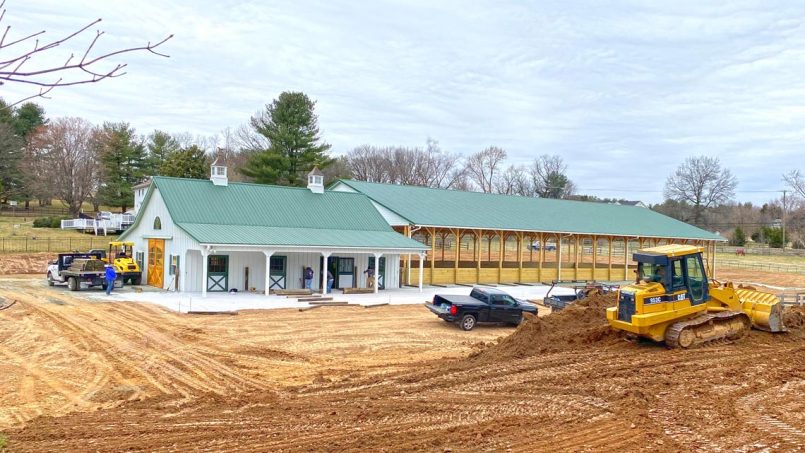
<box><xmin>0</xmin><ymin>216</ymin><xmax>90</xmax><ymax>239</ymax></box>
<box><xmin>716</xmin><ymin>252</ymin><xmax>805</xmax><ymax>266</ymax></box>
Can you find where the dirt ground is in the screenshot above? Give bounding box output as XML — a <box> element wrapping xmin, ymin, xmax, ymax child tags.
<box><xmin>0</xmin><ymin>275</ymin><xmax>803</xmax><ymax>452</ymax></box>
<box><xmin>0</xmin><ymin>252</ymin><xmax>53</xmax><ymax>275</ymax></box>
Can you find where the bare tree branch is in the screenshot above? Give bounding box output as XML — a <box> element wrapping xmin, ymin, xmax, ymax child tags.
<box><xmin>784</xmin><ymin>170</ymin><xmax>805</xmax><ymax>199</ymax></box>
<box><xmin>0</xmin><ymin>0</ymin><xmax>172</xmax><ymax>107</ymax></box>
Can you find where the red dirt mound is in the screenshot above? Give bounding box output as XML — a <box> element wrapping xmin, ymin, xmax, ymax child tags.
<box><xmin>472</xmin><ymin>292</ymin><xmax>623</xmax><ymax>360</ymax></box>
<box><xmin>783</xmin><ymin>305</ymin><xmax>805</xmax><ymax>329</ymax></box>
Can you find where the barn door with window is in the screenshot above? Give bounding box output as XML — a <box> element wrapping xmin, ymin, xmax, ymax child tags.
<box><xmin>207</xmin><ymin>255</ymin><xmax>229</xmax><ymax>292</ymax></box>
<box><xmin>337</xmin><ymin>257</ymin><xmax>355</xmax><ymax>288</ymax></box>
<box><xmin>269</xmin><ymin>256</ymin><xmax>287</xmax><ymax>290</ymax></box>
<box><xmin>147</xmin><ymin>239</ymin><xmax>164</xmax><ymax>288</ymax></box>
<box><xmin>368</xmin><ymin>256</ymin><xmax>386</xmax><ymax>290</ymax></box>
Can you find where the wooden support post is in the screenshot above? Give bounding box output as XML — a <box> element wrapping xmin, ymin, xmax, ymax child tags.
<box><xmin>538</xmin><ymin>233</ymin><xmax>545</xmax><ymax>282</ymax></box>
<box><xmin>454</xmin><ymin>228</ymin><xmax>460</xmax><ymax>285</ymax></box>
<box><xmin>574</xmin><ymin>235</ymin><xmax>580</xmax><ymax>280</ymax></box>
<box><xmin>624</xmin><ymin>237</ymin><xmax>630</xmax><ymax>281</ymax></box>
<box><xmin>608</xmin><ymin>236</ymin><xmax>613</xmax><ymax>281</ymax></box>
<box><xmin>498</xmin><ymin>231</ymin><xmax>504</xmax><ymax>283</ymax></box>
<box><xmin>430</xmin><ymin>228</ymin><xmax>436</xmax><ymax>284</ymax></box>
<box><xmin>475</xmin><ymin>229</ymin><xmax>481</xmax><ymax>284</ymax></box>
<box><xmin>517</xmin><ymin>232</ymin><xmax>523</xmax><ymax>283</ymax></box>
<box><xmin>592</xmin><ymin>235</ymin><xmax>598</xmax><ymax>281</ymax></box>
<box><xmin>557</xmin><ymin>235</ymin><xmax>563</xmax><ymax>281</ymax></box>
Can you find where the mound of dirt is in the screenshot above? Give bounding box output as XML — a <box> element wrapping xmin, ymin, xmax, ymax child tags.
<box><xmin>783</xmin><ymin>305</ymin><xmax>805</xmax><ymax>329</ymax></box>
<box><xmin>0</xmin><ymin>252</ymin><xmax>54</xmax><ymax>275</ymax></box>
<box><xmin>472</xmin><ymin>293</ymin><xmax>623</xmax><ymax>360</ymax></box>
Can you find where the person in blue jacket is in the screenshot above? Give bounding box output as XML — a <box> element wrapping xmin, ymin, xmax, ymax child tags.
<box><xmin>105</xmin><ymin>264</ymin><xmax>117</xmax><ymax>295</ymax></box>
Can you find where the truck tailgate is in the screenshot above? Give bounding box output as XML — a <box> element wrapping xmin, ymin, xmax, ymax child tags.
<box><xmin>426</xmin><ymin>303</ymin><xmax>449</xmax><ymax>315</ymax></box>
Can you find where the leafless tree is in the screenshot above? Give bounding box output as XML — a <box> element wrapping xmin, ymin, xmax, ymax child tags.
<box><xmin>494</xmin><ymin>164</ymin><xmax>532</xmax><ymax>196</ymax></box>
<box><xmin>528</xmin><ymin>154</ymin><xmax>574</xmax><ymax>198</ymax></box>
<box><xmin>345</xmin><ymin>140</ymin><xmax>464</xmax><ymax>189</ymax></box>
<box><xmin>464</xmin><ymin>146</ymin><xmax>507</xmax><ymax>193</ymax></box>
<box><xmin>784</xmin><ymin>170</ymin><xmax>805</xmax><ymax>199</ymax></box>
<box><xmin>347</xmin><ymin>144</ymin><xmax>391</xmax><ymax>183</ymax></box>
<box><xmin>664</xmin><ymin>155</ymin><xmax>737</xmax><ymax>225</ymax></box>
<box><xmin>0</xmin><ymin>0</ymin><xmax>172</xmax><ymax>106</ymax></box>
<box><xmin>28</xmin><ymin>117</ymin><xmax>100</xmax><ymax>216</ymax></box>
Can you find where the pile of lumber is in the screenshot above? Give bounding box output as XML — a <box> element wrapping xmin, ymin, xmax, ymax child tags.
<box><xmin>342</xmin><ymin>287</ymin><xmax>374</xmax><ymax>295</ymax></box>
<box><xmin>272</xmin><ymin>289</ymin><xmax>313</xmax><ymax>296</ymax></box>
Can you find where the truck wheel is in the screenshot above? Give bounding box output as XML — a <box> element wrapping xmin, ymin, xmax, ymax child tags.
<box><xmin>68</xmin><ymin>277</ymin><xmax>79</xmax><ymax>291</ymax></box>
<box><xmin>47</xmin><ymin>272</ymin><xmax>55</xmax><ymax>286</ymax></box>
<box><xmin>459</xmin><ymin>314</ymin><xmax>476</xmax><ymax>331</ymax></box>
<box><xmin>509</xmin><ymin>315</ymin><xmax>523</xmax><ymax>326</ymax></box>
<box><xmin>132</xmin><ymin>276</ymin><xmax>141</xmax><ymax>285</ymax></box>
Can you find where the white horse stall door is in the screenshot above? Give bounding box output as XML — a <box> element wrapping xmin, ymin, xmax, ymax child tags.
<box><xmin>336</xmin><ymin>257</ymin><xmax>354</xmax><ymax>288</ymax></box>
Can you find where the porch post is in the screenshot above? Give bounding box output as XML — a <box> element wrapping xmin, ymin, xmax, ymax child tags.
<box><xmin>321</xmin><ymin>251</ymin><xmax>331</xmax><ymax>294</ymax></box>
<box><xmin>373</xmin><ymin>252</ymin><xmax>382</xmax><ymax>294</ymax></box>
<box><xmin>263</xmin><ymin>250</ymin><xmax>273</xmax><ymax>296</ymax></box>
<box><xmin>201</xmin><ymin>248</ymin><xmax>209</xmax><ymax>298</ymax></box>
<box><xmin>418</xmin><ymin>253</ymin><xmax>424</xmax><ymax>292</ymax></box>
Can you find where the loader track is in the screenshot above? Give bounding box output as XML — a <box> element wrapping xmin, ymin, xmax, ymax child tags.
<box><xmin>665</xmin><ymin>311</ymin><xmax>751</xmax><ymax>348</ymax></box>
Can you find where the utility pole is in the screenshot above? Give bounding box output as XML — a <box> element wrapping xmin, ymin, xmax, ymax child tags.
<box><xmin>781</xmin><ymin>190</ymin><xmax>787</xmax><ymax>250</ymax></box>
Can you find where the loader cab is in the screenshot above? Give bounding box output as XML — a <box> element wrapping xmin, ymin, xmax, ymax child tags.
<box><xmin>633</xmin><ymin>247</ymin><xmax>710</xmax><ymax>306</ymax></box>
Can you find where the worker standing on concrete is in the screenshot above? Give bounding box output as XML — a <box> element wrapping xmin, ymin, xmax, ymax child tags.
<box><xmin>104</xmin><ymin>264</ymin><xmax>117</xmax><ymax>295</ymax></box>
<box><xmin>303</xmin><ymin>266</ymin><xmax>314</xmax><ymax>290</ymax></box>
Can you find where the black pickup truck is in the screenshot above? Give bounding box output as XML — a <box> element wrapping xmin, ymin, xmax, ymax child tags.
<box><xmin>427</xmin><ymin>287</ymin><xmax>538</xmax><ymax>330</ymax></box>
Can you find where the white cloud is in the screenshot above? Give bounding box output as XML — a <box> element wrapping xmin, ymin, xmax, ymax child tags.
<box><xmin>3</xmin><ymin>0</ymin><xmax>804</xmax><ymax>204</ymax></box>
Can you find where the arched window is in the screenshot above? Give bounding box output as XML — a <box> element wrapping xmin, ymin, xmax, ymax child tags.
<box><xmin>153</xmin><ymin>216</ymin><xmax>162</xmax><ymax>230</ymax></box>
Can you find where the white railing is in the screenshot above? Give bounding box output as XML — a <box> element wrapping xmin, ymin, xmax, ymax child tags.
<box><xmin>61</xmin><ymin>213</ymin><xmax>135</xmax><ymax>236</ymax></box>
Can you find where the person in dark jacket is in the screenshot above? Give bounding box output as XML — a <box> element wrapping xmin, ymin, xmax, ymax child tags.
<box><xmin>303</xmin><ymin>266</ymin><xmax>314</xmax><ymax>290</ymax></box>
<box><xmin>105</xmin><ymin>264</ymin><xmax>117</xmax><ymax>295</ymax></box>
<box><xmin>326</xmin><ymin>270</ymin><xmax>334</xmax><ymax>293</ymax></box>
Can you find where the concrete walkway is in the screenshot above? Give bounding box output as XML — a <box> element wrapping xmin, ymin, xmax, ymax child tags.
<box><xmin>90</xmin><ymin>284</ymin><xmax>578</xmax><ymax>313</ymax></box>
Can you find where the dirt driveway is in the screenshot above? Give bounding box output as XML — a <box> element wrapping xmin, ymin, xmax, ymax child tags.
<box><xmin>0</xmin><ymin>274</ymin><xmax>803</xmax><ymax>452</ymax></box>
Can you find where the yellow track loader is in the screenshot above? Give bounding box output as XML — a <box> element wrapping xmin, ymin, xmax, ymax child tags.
<box><xmin>606</xmin><ymin>244</ymin><xmax>786</xmax><ymax>348</ymax></box>
<box><xmin>90</xmin><ymin>241</ymin><xmax>142</xmax><ymax>285</ymax></box>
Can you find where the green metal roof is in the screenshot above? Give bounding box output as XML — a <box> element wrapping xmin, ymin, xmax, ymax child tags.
<box><xmin>122</xmin><ymin>177</ymin><xmax>427</xmax><ymax>250</ymax></box>
<box><xmin>335</xmin><ymin>179</ymin><xmax>724</xmax><ymax>241</ymax></box>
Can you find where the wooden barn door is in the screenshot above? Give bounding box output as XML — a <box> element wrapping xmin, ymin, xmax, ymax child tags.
<box><xmin>147</xmin><ymin>239</ymin><xmax>164</xmax><ymax>288</ymax></box>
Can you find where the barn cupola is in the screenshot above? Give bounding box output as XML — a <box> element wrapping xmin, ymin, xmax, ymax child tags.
<box><xmin>210</xmin><ymin>158</ymin><xmax>228</xmax><ymax>187</ymax></box>
<box><xmin>307</xmin><ymin>166</ymin><xmax>324</xmax><ymax>194</ymax></box>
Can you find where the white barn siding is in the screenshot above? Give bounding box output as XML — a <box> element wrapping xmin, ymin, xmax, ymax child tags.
<box><xmin>124</xmin><ymin>188</ymin><xmax>200</xmax><ymax>291</ymax></box>
<box><xmin>182</xmin><ymin>250</ymin><xmax>402</xmax><ymax>293</ymax></box>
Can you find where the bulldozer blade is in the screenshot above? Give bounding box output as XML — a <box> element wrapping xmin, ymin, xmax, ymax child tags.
<box><xmin>737</xmin><ymin>289</ymin><xmax>787</xmax><ymax>333</ymax></box>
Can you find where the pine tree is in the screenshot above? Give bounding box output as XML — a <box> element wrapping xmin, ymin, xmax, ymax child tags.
<box><xmin>0</xmin><ymin>123</ymin><xmax>24</xmax><ymax>202</ymax></box>
<box><xmin>98</xmin><ymin>122</ymin><xmax>147</xmax><ymax>212</ymax></box>
<box><xmin>146</xmin><ymin>130</ymin><xmax>180</xmax><ymax>175</ymax></box>
<box><xmin>240</xmin><ymin>91</ymin><xmax>332</xmax><ymax>185</ymax></box>
<box><xmin>160</xmin><ymin>145</ymin><xmax>209</xmax><ymax>179</ymax></box>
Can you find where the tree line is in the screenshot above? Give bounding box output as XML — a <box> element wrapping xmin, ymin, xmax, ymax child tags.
<box><xmin>3</xmin><ymin>89</ymin><xmax>805</xmax><ymax>249</ymax></box>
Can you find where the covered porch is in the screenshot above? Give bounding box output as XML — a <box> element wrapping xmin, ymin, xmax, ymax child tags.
<box><xmin>181</xmin><ymin>245</ymin><xmax>427</xmax><ymax>297</ymax></box>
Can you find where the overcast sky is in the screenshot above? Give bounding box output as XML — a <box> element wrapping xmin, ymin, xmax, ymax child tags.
<box><xmin>4</xmin><ymin>0</ymin><xmax>804</xmax><ymax>204</ymax></box>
